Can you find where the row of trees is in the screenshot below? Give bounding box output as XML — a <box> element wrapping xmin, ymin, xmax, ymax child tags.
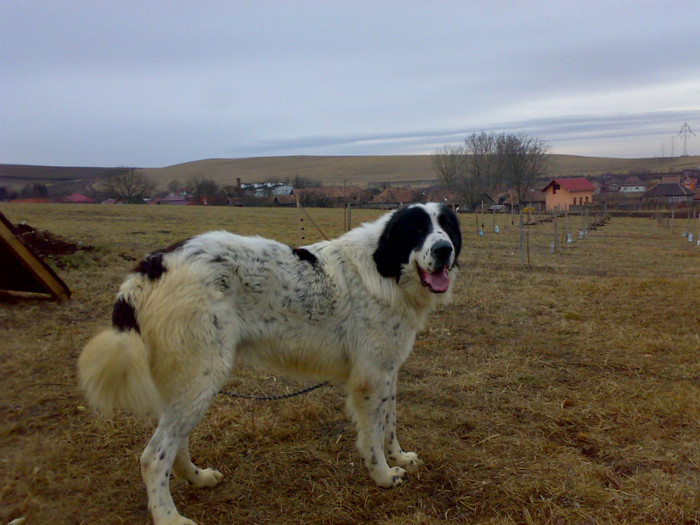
<box><xmin>101</xmin><ymin>169</ymin><xmax>325</xmax><ymax>205</ymax></box>
<box><xmin>103</xmin><ymin>169</ymin><xmax>225</xmax><ymax>204</ymax></box>
<box><xmin>0</xmin><ymin>171</ymin><xmax>154</xmax><ymax>203</ymax></box>
<box><xmin>431</xmin><ymin>132</ymin><xmax>550</xmax><ymax>206</ymax></box>
<box><xmin>0</xmin><ymin>183</ymin><xmax>50</xmax><ymax>200</ymax></box>
<box><xmin>0</xmin><ymin>169</ymin><xmax>327</xmax><ymax>204</ymax></box>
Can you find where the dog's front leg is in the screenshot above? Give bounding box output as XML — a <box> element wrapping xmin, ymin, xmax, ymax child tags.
<box><xmin>384</xmin><ymin>368</ymin><xmax>422</xmax><ymax>471</ymax></box>
<box><xmin>347</xmin><ymin>377</ymin><xmax>407</xmax><ymax>488</ymax></box>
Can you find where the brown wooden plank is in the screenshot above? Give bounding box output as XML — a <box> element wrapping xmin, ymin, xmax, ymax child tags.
<box><xmin>0</xmin><ymin>212</ymin><xmax>71</xmax><ymax>299</ymax></box>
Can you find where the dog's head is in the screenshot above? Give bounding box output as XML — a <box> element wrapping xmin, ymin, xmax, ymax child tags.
<box><xmin>373</xmin><ymin>203</ymin><xmax>461</xmax><ymax>294</ymax></box>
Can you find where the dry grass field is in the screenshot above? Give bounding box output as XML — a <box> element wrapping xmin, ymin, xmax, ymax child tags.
<box><xmin>1</xmin><ymin>202</ymin><xmax>699</xmax><ymax>525</ymax></box>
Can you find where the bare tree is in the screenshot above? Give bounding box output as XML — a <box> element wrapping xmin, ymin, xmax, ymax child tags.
<box><xmin>431</xmin><ymin>144</ymin><xmax>465</xmax><ymax>190</ymax></box>
<box><xmin>496</xmin><ymin>133</ymin><xmax>549</xmax><ymax>203</ymax></box>
<box><xmin>104</xmin><ymin>168</ymin><xmax>156</xmax><ymax>203</ymax></box>
<box><xmin>464</xmin><ymin>132</ymin><xmax>499</xmax><ymax>186</ymax></box>
<box><xmin>187</xmin><ymin>176</ymin><xmax>219</xmax><ymax>199</ymax></box>
<box><xmin>291</xmin><ymin>175</ymin><xmax>321</xmax><ymax>189</ymax></box>
<box><xmin>460</xmin><ymin>132</ymin><xmax>501</xmax><ymax>205</ymax></box>
<box><xmin>433</xmin><ymin>132</ymin><xmax>550</xmax><ymax>207</ymax></box>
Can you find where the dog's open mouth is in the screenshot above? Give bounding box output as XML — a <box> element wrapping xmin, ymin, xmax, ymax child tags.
<box><xmin>418</xmin><ymin>266</ymin><xmax>450</xmax><ymax>293</ymax></box>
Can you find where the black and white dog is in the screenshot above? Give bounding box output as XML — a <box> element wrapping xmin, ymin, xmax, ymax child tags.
<box><xmin>79</xmin><ymin>203</ymin><xmax>461</xmax><ymax>525</ymax></box>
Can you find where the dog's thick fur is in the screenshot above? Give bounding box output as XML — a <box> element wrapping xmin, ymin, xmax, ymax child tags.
<box><xmin>78</xmin><ymin>203</ymin><xmax>461</xmax><ymax>525</ymax></box>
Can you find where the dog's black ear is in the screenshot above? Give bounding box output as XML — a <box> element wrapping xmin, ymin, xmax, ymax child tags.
<box><xmin>373</xmin><ymin>223</ymin><xmax>404</xmax><ymax>281</ymax></box>
<box><xmin>438</xmin><ymin>204</ymin><xmax>462</xmax><ymax>260</ymax></box>
<box><xmin>373</xmin><ymin>207</ymin><xmax>432</xmax><ymax>281</ymax></box>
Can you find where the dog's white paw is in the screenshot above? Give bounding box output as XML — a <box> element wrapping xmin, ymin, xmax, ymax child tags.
<box><xmin>373</xmin><ymin>466</ymin><xmax>408</xmax><ymax>488</ymax></box>
<box><xmin>391</xmin><ymin>451</ymin><xmax>423</xmax><ymax>471</ymax></box>
<box><xmin>189</xmin><ymin>468</ymin><xmax>223</xmax><ymax>488</ymax></box>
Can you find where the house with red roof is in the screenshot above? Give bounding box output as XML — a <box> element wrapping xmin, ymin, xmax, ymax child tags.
<box><xmin>293</xmin><ymin>186</ymin><xmax>368</xmax><ymax>207</ymax></box>
<box><xmin>370</xmin><ymin>186</ymin><xmax>419</xmax><ymax>206</ymax></box>
<box><xmin>59</xmin><ymin>193</ymin><xmax>94</xmax><ymax>204</ymax></box>
<box><xmin>680</xmin><ymin>174</ymin><xmax>697</xmax><ymax>192</ymax></box>
<box><xmin>643</xmin><ymin>182</ymin><xmax>695</xmax><ymax>206</ymax></box>
<box><xmin>542</xmin><ymin>178</ymin><xmax>596</xmax><ymax>211</ymax></box>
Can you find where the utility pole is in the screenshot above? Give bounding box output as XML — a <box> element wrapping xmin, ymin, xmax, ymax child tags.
<box><xmin>678</xmin><ymin>122</ymin><xmax>696</xmax><ymax>157</ymax></box>
<box><xmin>670</xmin><ymin>135</ymin><xmax>676</xmax><ymax>158</ymax></box>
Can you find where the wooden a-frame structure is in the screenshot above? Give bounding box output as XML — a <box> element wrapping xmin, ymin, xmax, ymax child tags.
<box><xmin>0</xmin><ymin>211</ymin><xmax>71</xmax><ymax>300</ymax></box>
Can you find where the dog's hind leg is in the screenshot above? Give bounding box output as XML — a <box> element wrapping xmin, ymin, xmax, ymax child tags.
<box><xmin>140</xmin><ymin>380</ymin><xmax>225</xmax><ymax>525</ymax></box>
<box><xmin>141</xmin><ymin>422</ymin><xmax>189</xmax><ymax>525</ymax></box>
<box><xmin>173</xmin><ymin>436</ymin><xmax>223</xmax><ymax>488</ymax></box>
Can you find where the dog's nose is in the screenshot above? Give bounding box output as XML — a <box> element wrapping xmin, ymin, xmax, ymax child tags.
<box><xmin>431</xmin><ymin>240</ymin><xmax>453</xmax><ymax>266</ymax></box>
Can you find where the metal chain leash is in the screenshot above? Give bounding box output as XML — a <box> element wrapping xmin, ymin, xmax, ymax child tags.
<box><xmin>218</xmin><ymin>381</ymin><xmax>330</xmax><ymax>401</ymax></box>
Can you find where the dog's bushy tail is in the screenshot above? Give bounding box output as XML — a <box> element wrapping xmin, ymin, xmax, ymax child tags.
<box><xmin>78</xmin><ymin>328</ymin><xmax>161</xmax><ymax>415</ymax></box>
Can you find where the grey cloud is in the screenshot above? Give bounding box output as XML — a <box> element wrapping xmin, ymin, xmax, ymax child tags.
<box><xmin>1</xmin><ymin>1</ymin><xmax>699</xmax><ymax>166</ymax></box>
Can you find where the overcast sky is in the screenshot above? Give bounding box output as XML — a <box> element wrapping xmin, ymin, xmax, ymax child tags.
<box><xmin>2</xmin><ymin>1</ymin><xmax>699</xmax><ymax>167</ymax></box>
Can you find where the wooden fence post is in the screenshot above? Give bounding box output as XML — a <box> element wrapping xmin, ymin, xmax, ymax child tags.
<box><xmin>519</xmin><ymin>208</ymin><xmax>525</xmax><ymax>265</ymax></box>
<box><xmin>296</xmin><ymin>194</ymin><xmax>304</xmax><ymax>245</ymax></box>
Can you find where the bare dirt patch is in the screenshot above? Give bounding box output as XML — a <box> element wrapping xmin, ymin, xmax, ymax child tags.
<box><xmin>13</xmin><ymin>221</ymin><xmax>94</xmax><ymax>259</ymax></box>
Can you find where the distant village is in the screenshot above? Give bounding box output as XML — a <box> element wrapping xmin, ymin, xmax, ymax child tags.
<box><xmin>2</xmin><ymin>168</ymin><xmax>699</xmax><ymax>213</ymax></box>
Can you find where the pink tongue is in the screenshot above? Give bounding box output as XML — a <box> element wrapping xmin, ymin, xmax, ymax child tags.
<box><xmin>423</xmin><ymin>267</ymin><xmax>450</xmax><ymax>292</ymax></box>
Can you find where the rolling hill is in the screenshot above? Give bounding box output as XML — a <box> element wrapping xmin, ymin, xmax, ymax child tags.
<box><xmin>2</xmin><ymin>154</ymin><xmax>699</xmax><ymax>195</ymax></box>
